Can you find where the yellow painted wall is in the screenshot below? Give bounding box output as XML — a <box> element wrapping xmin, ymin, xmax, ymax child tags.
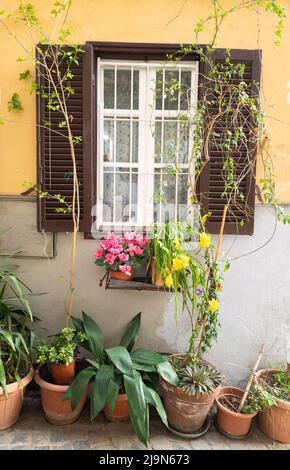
<box><xmin>1</xmin><ymin>0</ymin><xmax>290</xmax><ymax>201</ymax></box>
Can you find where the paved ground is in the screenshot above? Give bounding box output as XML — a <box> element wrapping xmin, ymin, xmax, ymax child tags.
<box><xmin>0</xmin><ymin>397</ymin><xmax>289</xmax><ymax>450</ymax></box>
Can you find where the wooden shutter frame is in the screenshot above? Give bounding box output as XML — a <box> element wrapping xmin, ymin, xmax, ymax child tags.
<box><xmin>197</xmin><ymin>48</ymin><xmax>262</xmax><ymax>235</ymax></box>
<box><xmin>36</xmin><ymin>43</ymin><xmax>95</xmax><ymax>232</ymax></box>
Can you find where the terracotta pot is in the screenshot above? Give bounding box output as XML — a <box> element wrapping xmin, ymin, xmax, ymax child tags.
<box><xmin>160</xmin><ymin>355</ymin><xmax>220</xmax><ymax>433</ymax></box>
<box><xmin>0</xmin><ymin>366</ymin><xmax>34</xmax><ymax>430</ymax></box>
<box><xmin>151</xmin><ymin>258</ymin><xmax>163</xmax><ymax>287</ymax></box>
<box><xmin>254</xmin><ymin>369</ymin><xmax>290</xmax><ymax>444</ymax></box>
<box><xmin>104</xmin><ymin>393</ymin><xmax>129</xmax><ymax>422</ymax></box>
<box><xmin>110</xmin><ymin>269</ymin><xmax>134</xmax><ymax>281</ymax></box>
<box><xmin>34</xmin><ymin>367</ymin><xmax>88</xmax><ymax>425</ymax></box>
<box><xmin>216</xmin><ymin>386</ymin><xmax>257</xmax><ymax>437</ymax></box>
<box><xmin>50</xmin><ymin>360</ymin><xmax>75</xmax><ymax>385</ymax></box>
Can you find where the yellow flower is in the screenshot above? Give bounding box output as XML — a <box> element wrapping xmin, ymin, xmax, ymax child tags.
<box><xmin>209</xmin><ymin>299</ymin><xmax>219</xmax><ymax>313</ymax></box>
<box><xmin>165</xmin><ymin>273</ymin><xmax>173</xmax><ymax>288</ymax></box>
<box><xmin>199</xmin><ymin>232</ymin><xmax>211</xmax><ymax>249</ymax></box>
<box><xmin>172</xmin><ymin>254</ymin><xmax>190</xmax><ymax>271</ymax></box>
<box><xmin>173</xmin><ymin>239</ymin><xmax>181</xmax><ymax>249</ymax></box>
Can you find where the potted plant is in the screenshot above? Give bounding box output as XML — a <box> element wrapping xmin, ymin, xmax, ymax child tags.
<box><xmin>65</xmin><ymin>311</ymin><xmax>179</xmax><ymax>445</ymax></box>
<box><xmin>0</xmin><ymin>263</ymin><xmax>36</xmax><ymax>430</ymax></box>
<box><xmin>34</xmin><ymin>327</ymin><xmax>88</xmax><ymax>425</ymax></box>
<box><xmin>94</xmin><ymin>231</ymin><xmax>149</xmax><ymax>281</ymax></box>
<box><xmin>254</xmin><ymin>367</ymin><xmax>290</xmax><ymax>443</ymax></box>
<box><xmin>152</xmin><ymin>214</ymin><xmax>227</xmax><ymax>434</ymax></box>
<box><xmin>215</xmin><ymin>385</ymin><xmax>275</xmax><ymax>438</ymax></box>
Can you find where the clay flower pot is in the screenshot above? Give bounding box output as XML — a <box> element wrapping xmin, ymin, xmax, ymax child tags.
<box><xmin>50</xmin><ymin>360</ymin><xmax>76</xmax><ymax>385</ymax></box>
<box><xmin>216</xmin><ymin>386</ymin><xmax>257</xmax><ymax>437</ymax></box>
<box><xmin>151</xmin><ymin>258</ymin><xmax>163</xmax><ymax>287</ymax></box>
<box><xmin>34</xmin><ymin>366</ymin><xmax>88</xmax><ymax>425</ymax></box>
<box><xmin>160</xmin><ymin>356</ymin><xmax>220</xmax><ymax>433</ymax></box>
<box><xmin>104</xmin><ymin>393</ymin><xmax>129</xmax><ymax>422</ymax></box>
<box><xmin>0</xmin><ymin>366</ymin><xmax>34</xmax><ymax>430</ymax></box>
<box><xmin>110</xmin><ymin>269</ymin><xmax>134</xmax><ymax>281</ymax></box>
<box><xmin>255</xmin><ymin>369</ymin><xmax>290</xmax><ymax>444</ymax></box>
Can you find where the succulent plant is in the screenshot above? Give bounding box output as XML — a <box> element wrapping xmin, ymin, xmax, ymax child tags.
<box><xmin>179</xmin><ymin>363</ymin><xmax>223</xmax><ymax>396</ymax></box>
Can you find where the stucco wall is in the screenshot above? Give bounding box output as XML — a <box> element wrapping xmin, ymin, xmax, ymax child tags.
<box><xmin>1</xmin><ymin>198</ymin><xmax>289</xmax><ymax>385</ymax></box>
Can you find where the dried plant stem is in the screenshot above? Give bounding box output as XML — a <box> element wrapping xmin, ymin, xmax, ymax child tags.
<box><xmin>237</xmin><ymin>343</ymin><xmax>265</xmax><ymax>413</ymax></box>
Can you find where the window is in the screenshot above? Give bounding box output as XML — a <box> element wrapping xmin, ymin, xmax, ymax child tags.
<box><xmin>96</xmin><ymin>59</ymin><xmax>199</xmax><ymax>231</ymax></box>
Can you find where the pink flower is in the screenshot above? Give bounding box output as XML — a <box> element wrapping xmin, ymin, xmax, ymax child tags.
<box><xmin>105</xmin><ymin>253</ymin><xmax>116</xmax><ymax>265</ymax></box>
<box><xmin>126</xmin><ymin>243</ymin><xmax>135</xmax><ymax>257</ymax></box>
<box><xmin>109</xmin><ymin>244</ymin><xmax>123</xmax><ymax>255</ymax></box>
<box><xmin>118</xmin><ymin>253</ymin><xmax>129</xmax><ymax>262</ymax></box>
<box><xmin>134</xmin><ymin>245</ymin><xmax>143</xmax><ymax>256</ymax></box>
<box><xmin>119</xmin><ymin>264</ymin><xmax>132</xmax><ymax>276</ymax></box>
<box><xmin>93</xmin><ymin>249</ymin><xmax>104</xmax><ymax>259</ymax></box>
<box><xmin>125</xmin><ymin>231</ymin><xmax>136</xmax><ymax>242</ymax></box>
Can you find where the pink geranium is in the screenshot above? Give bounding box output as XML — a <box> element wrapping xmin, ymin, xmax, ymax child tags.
<box><xmin>118</xmin><ymin>252</ymin><xmax>129</xmax><ymax>262</ymax></box>
<box><xmin>105</xmin><ymin>253</ymin><xmax>116</xmax><ymax>265</ymax></box>
<box><xmin>134</xmin><ymin>245</ymin><xmax>143</xmax><ymax>256</ymax></box>
<box><xmin>125</xmin><ymin>231</ymin><xmax>136</xmax><ymax>242</ymax></box>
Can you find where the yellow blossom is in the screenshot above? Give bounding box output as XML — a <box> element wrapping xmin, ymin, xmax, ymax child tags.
<box><xmin>172</xmin><ymin>254</ymin><xmax>190</xmax><ymax>271</ymax></box>
<box><xmin>209</xmin><ymin>299</ymin><xmax>219</xmax><ymax>313</ymax></box>
<box><xmin>199</xmin><ymin>232</ymin><xmax>211</xmax><ymax>249</ymax></box>
<box><xmin>165</xmin><ymin>273</ymin><xmax>173</xmax><ymax>288</ymax></box>
<box><xmin>173</xmin><ymin>238</ymin><xmax>181</xmax><ymax>249</ymax></box>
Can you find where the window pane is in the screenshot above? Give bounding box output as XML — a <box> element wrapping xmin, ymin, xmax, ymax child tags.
<box><xmin>104</xmin><ymin>69</ymin><xmax>114</xmax><ymax>109</ymax></box>
<box><xmin>155</xmin><ymin>71</ymin><xmax>163</xmax><ymax>110</ymax></box>
<box><xmin>178</xmin><ymin>122</ymin><xmax>189</xmax><ymax>163</ymax></box>
<box><xmin>103</xmin><ymin>172</ymin><xmax>114</xmax><ymax>222</ymax></box>
<box><xmin>180</xmin><ymin>71</ymin><xmax>191</xmax><ymax>110</ymax></box>
<box><xmin>132</xmin><ymin>121</ymin><xmax>139</xmax><ymax>163</ymax></box>
<box><xmin>154</xmin><ymin>120</ymin><xmax>162</xmax><ymax>163</ymax></box>
<box><xmin>115</xmin><ymin>172</ymin><xmax>130</xmax><ymax>222</ymax></box>
<box><xmin>164</xmin><ymin>70</ymin><xmax>179</xmax><ymax>111</ymax></box>
<box><xmin>178</xmin><ymin>173</ymin><xmax>189</xmax><ymax>220</ymax></box>
<box><xmin>131</xmin><ymin>173</ymin><xmax>138</xmax><ymax>221</ymax></box>
<box><xmin>116</xmin><ymin>120</ymin><xmax>130</xmax><ymax>162</ymax></box>
<box><xmin>117</xmin><ymin>69</ymin><xmax>139</xmax><ymax>110</ymax></box>
<box><xmin>103</xmin><ymin>120</ymin><xmax>114</xmax><ymax>162</ymax></box>
<box><xmin>163</xmin><ymin>120</ymin><xmax>177</xmax><ymax>163</ymax></box>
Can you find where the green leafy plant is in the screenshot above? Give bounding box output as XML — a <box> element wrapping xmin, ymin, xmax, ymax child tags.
<box><xmin>172</xmin><ymin>358</ymin><xmax>223</xmax><ymax>396</ymax></box>
<box><xmin>36</xmin><ymin>327</ymin><xmax>86</xmax><ymax>366</ymax></box>
<box><xmin>242</xmin><ymin>385</ymin><xmax>277</xmax><ymax>414</ymax></box>
<box><xmin>0</xmin><ymin>263</ymin><xmax>36</xmax><ymax>398</ymax></box>
<box><xmin>7</xmin><ymin>92</ymin><xmax>23</xmax><ymax>112</ymax></box>
<box><xmin>64</xmin><ymin>312</ymin><xmax>179</xmax><ymax>446</ymax></box>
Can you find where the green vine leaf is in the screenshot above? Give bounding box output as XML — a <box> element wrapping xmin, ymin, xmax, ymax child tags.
<box><xmin>8</xmin><ymin>93</ymin><xmax>23</xmax><ymax>113</ymax></box>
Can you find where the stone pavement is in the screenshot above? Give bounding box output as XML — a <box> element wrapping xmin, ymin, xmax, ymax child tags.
<box><xmin>0</xmin><ymin>397</ymin><xmax>289</xmax><ymax>451</ymax></box>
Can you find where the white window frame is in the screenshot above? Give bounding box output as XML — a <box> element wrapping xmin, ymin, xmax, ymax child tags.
<box><xmin>96</xmin><ymin>58</ymin><xmax>199</xmax><ymax>231</ymax></box>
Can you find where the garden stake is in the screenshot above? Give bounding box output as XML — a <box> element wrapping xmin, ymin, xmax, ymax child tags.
<box><xmin>237</xmin><ymin>343</ymin><xmax>265</xmax><ymax>413</ymax></box>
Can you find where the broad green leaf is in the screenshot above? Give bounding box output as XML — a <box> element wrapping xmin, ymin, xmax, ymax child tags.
<box><xmin>0</xmin><ymin>355</ymin><xmax>8</xmax><ymax>399</ymax></box>
<box><xmin>82</xmin><ymin>312</ymin><xmax>104</xmax><ymax>361</ymax></box>
<box><xmin>106</xmin><ymin>346</ymin><xmax>134</xmax><ymax>378</ymax></box>
<box><xmin>106</xmin><ymin>375</ymin><xmax>122</xmax><ymax>414</ymax></box>
<box><xmin>124</xmin><ymin>370</ymin><xmax>149</xmax><ymax>446</ymax></box>
<box><xmin>157</xmin><ymin>361</ymin><xmax>179</xmax><ymax>386</ymax></box>
<box><xmin>86</xmin><ymin>359</ymin><xmax>100</xmax><ymax>369</ymax></box>
<box><xmin>132</xmin><ymin>362</ymin><xmax>156</xmax><ymax>373</ymax></box>
<box><xmin>63</xmin><ymin>366</ymin><xmax>96</xmax><ymax>410</ymax></box>
<box><xmin>0</xmin><ymin>328</ymin><xmax>16</xmax><ymax>351</ymax></box>
<box><xmin>143</xmin><ymin>383</ymin><xmax>168</xmax><ymax>427</ymax></box>
<box><xmin>119</xmin><ymin>312</ymin><xmax>141</xmax><ymax>352</ymax></box>
<box><xmin>71</xmin><ymin>316</ymin><xmax>84</xmax><ymax>332</ymax></box>
<box><xmin>90</xmin><ymin>364</ymin><xmax>114</xmax><ymax>419</ymax></box>
<box><xmin>130</xmin><ymin>348</ymin><xmax>166</xmax><ymax>366</ymax></box>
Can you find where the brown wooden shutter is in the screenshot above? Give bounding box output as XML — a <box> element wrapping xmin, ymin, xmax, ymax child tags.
<box><xmin>198</xmin><ymin>49</ymin><xmax>261</xmax><ymax>235</ymax></box>
<box><xmin>36</xmin><ymin>43</ymin><xmax>95</xmax><ymax>232</ymax></box>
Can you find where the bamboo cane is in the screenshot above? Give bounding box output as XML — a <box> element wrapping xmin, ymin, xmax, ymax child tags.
<box><xmin>215</xmin><ymin>204</ymin><xmax>228</xmax><ymax>262</ymax></box>
<box><xmin>237</xmin><ymin>343</ymin><xmax>265</xmax><ymax>413</ymax></box>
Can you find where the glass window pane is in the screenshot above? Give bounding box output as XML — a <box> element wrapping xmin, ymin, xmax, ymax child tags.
<box><xmin>162</xmin><ymin>173</ymin><xmax>176</xmax><ymax>222</ymax></box>
<box><xmin>178</xmin><ymin>122</ymin><xmax>189</xmax><ymax>163</ymax></box>
<box><xmin>103</xmin><ymin>120</ymin><xmax>114</xmax><ymax>162</ymax></box>
<box><xmin>180</xmin><ymin>71</ymin><xmax>191</xmax><ymax>110</ymax></box>
<box><xmin>163</xmin><ymin>120</ymin><xmax>177</xmax><ymax>163</ymax></box>
<box><xmin>178</xmin><ymin>173</ymin><xmax>189</xmax><ymax>220</ymax></box>
<box><xmin>103</xmin><ymin>172</ymin><xmax>114</xmax><ymax>222</ymax></box>
<box><xmin>116</xmin><ymin>120</ymin><xmax>130</xmax><ymax>162</ymax></box>
<box><xmin>154</xmin><ymin>120</ymin><xmax>162</xmax><ymax>163</ymax></box>
<box><xmin>155</xmin><ymin>70</ymin><xmax>163</xmax><ymax>110</ymax></box>
<box><xmin>164</xmin><ymin>70</ymin><xmax>179</xmax><ymax>111</ymax></box>
<box><xmin>133</xmin><ymin>70</ymin><xmax>139</xmax><ymax>110</ymax></box>
<box><xmin>117</xmin><ymin>70</ymin><xmax>130</xmax><ymax>109</ymax></box>
<box><xmin>131</xmin><ymin>173</ymin><xmax>138</xmax><ymax>220</ymax></box>
<box><xmin>104</xmin><ymin>69</ymin><xmax>114</xmax><ymax>109</ymax></box>
<box><xmin>115</xmin><ymin>172</ymin><xmax>130</xmax><ymax>222</ymax></box>
<box><xmin>132</xmin><ymin>121</ymin><xmax>139</xmax><ymax>163</ymax></box>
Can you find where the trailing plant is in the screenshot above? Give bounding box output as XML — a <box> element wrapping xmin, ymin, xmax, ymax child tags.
<box><xmin>64</xmin><ymin>312</ymin><xmax>179</xmax><ymax>446</ymax></box>
<box><xmin>36</xmin><ymin>327</ymin><xmax>86</xmax><ymax>366</ymax></box>
<box><xmin>241</xmin><ymin>384</ymin><xmax>277</xmax><ymax>414</ymax></box>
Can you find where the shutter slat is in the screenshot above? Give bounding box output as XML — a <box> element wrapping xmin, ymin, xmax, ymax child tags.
<box><xmin>198</xmin><ymin>48</ymin><xmax>261</xmax><ymax>235</ymax></box>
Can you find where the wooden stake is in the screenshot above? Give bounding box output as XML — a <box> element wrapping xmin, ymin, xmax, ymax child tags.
<box><xmin>237</xmin><ymin>343</ymin><xmax>265</xmax><ymax>413</ymax></box>
<box><xmin>215</xmin><ymin>204</ymin><xmax>228</xmax><ymax>262</ymax></box>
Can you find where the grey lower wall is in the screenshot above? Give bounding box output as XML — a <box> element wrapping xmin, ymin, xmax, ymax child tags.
<box><xmin>1</xmin><ymin>197</ymin><xmax>290</xmax><ymax>386</ymax></box>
